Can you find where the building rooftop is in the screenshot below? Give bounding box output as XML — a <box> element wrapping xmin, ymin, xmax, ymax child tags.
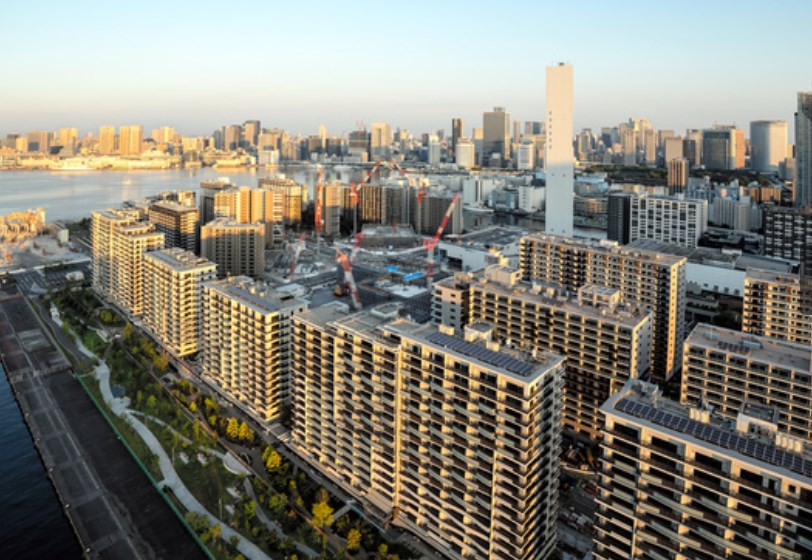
<box><xmin>522</xmin><ymin>233</ymin><xmax>686</xmax><ymax>266</ymax></box>
<box><xmin>206</xmin><ymin>276</ymin><xmax>307</xmax><ymax>315</ymax></box>
<box><xmin>468</xmin><ymin>267</ymin><xmax>650</xmax><ymax>327</ymax></box>
<box><xmin>384</xmin><ymin>319</ymin><xmax>564</xmax><ymax>383</ymax></box>
<box><xmin>202</xmin><ymin>217</ymin><xmax>263</xmax><ymax>230</ymax></box>
<box><xmin>443</xmin><ymin>226</ymin><xmax>530</xmax><ymax>251</ymax></box>
<box><xmin>685</xmin><ymin>323</ymin><xmax>812</xmax><ymax>372</ymax></box>
<box><xmin>745</xmin><ymin>268</ymin><xmax>803</xmax><ymax>285</ymax></box>
<box><xmin>150</xmin><ymin>200</ymin><xmax>198</xmax><ymax>214</ymax></box>
<box><xmin>604</xmin><ymin>380</ymin><xmax>812</xmax><ymax>481</ymax></box>
<box><xmin>145</xmin><ymin>248</ymin><xmax>215</xmax><ymax>272</ymax></box>
<box><xmin>628</xmin><ymin>239</ymin><xmax>797</xmax><ymax>273</ymax></box>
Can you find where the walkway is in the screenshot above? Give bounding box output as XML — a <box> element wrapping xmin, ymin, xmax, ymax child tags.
<box><xmin>66</xmin><ymin>326</ymin><xmax>271</xmax><ymax>560</ymax></box>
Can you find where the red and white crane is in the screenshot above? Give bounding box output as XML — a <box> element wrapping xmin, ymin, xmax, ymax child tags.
<box><xmin>287</xmin><ymin>232</ymin><xmax>307</xmax><ymax>278</ymax></box>
<box><xmin>423</xmin><ymin>192</ymin><xmax>460</xmax><ymax>287</ymax></box>
<box><xmin>314</xmin><ymin>167</ymin><xmax>324</xmax><ymax>252</ymax></box>
<box><xmin>336</xmin><ymin>249</ymin><xmax>361</xmax><ymax>309</ymax></box>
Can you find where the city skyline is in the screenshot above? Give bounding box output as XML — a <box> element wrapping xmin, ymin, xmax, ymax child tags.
<box><xmin>2</xmin><ymin>1</ymin><xmax>811</xmax><ymax>136</ymax></box>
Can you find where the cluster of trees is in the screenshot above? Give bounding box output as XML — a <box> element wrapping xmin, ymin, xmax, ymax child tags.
<box><xmin>184</xmin><ymin>512</ymin><xmax>245</xmax><ymax>560</ymax></box>
<box><xmin>200</xmin><ymin>398</ymin><xmax>256</xmax><ymax>446</ymax></box>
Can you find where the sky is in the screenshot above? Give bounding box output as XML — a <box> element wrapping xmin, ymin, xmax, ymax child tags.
<box><xmin>1</xmin><ymin>0</ymin><xmax>811</xmax><ymax>139</ymax></box>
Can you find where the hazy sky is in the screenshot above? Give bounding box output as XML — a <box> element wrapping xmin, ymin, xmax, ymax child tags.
<box><xmin>1</xmin><ymin>0</ymin><xmax>811</xmax><ymax>138</ymax></box>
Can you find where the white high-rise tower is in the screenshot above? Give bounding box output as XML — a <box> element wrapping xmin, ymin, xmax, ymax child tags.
<box><xmin>545</xmin><ymin>63</ymin><xmax>574</xmax><ymax>236</ymax></box>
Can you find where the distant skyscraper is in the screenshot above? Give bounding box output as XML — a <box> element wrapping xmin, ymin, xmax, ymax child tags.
<box><xmin>750</xmin><ymin>120</ymin><xmax>788</xmax><ymax>173</ymax></box>
<box><xmin>243</xmin><ymin>120</ymin><xmax>260</xmax><ymax>148</ymax></box>
<box><xmin>224</xmin><ymin>124</ymin><xmax>242</xmax><ymax>151</ymax></box>
<box><xmin>26</xmin><ymin>130</ymin><xmax>50</xmax><ymax>153</ymax></box>
<box><xmin>702</xmin><ymin>125</ymin><xmax>743</xmax><ymax>170</ymax></box>
<box><xmin>119</xmin><ymin>125</ymin><xmax>143</xmax><ymax>156</ymax></box>
<box><xmin>606</xmin><ymin>192</ymin><xmax>633</xmax><ymax>244</ymax></box>
<box><xmin>450</xmin><ymin>117</ymin><xmax>463</xmax><ymax>156</ymax></box>
<box><xmin>454</xmin><ymin>138</ymin><xmax>475</xmax><ymax>168</ymax></box>
<box><xmin>667</xmin><ymin>157</ymin><xmax>689</xmax><ymax>193</ymax></box>
<box><xmin>796</xmin><ymin>91</ymin><xmax>812</xmax><ymax>206</ymax></box>
<box><xmin>544</xmin><ymin>63</ymin><xmax>574</xmax><ymax>236</ymax></box>
<box><xmin>369</xmin><ymin>122</ymin><xmax>392</xmax><ymax>161</ymax></box>
<box><xmin>482</xmin><ymin>106</ymin><xmax>510</xmax><ymax>165</ymax></box>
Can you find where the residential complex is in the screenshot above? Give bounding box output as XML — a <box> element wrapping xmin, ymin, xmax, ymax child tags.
<box><xmin>200</xmin><ymin>218</ymin><xmax>265</xmax><ymax>279</ymax></box>
<box><xmin>763</xmin><ymin>205</ymin><xmax>812</xmax><ymax>274</ymax></box>
<box><xmin>90</xmin><ymin>208</ymin><xmax>141</xmax><ymax>298</ymax></box>
<box><xmin>797</xmin><ymin>91</ymin><xmax>812</xmax><ymax>207</ymax></box>
<box><xmin>609</xmin><ymin>194</ymin><xmax>707</xmax><ymax>248</ymax></box>
<box><xmin>433</xmin><ymin>266</ymin><xmax>651</xmax><ymax>439</ymax></box>
<box><xmin>212</xmin><ymin>185</ymin><xmax>284</xmax><ymax>247</ymax></box>
<box><xmin>682</xmin><ymin>323</ymin><xmax>812</xmax><ymax>441</ymax></box>
<box><xmin>519</xmin><ymin>233</ymin><xmax>686</xmax><ymax>382</ymax></box>
<box><xmin>143</xmin><ymin>248</ymin><xmax>217</xmax><ymax>357</ymax></box>
<box><xmin>147</xmin><ymin>200</ymin><xmax>199</xmax><ymax>253</ymax></box>
<box><xmin>742</xmin><ymin>268</ymin><xmax>812</xmax><ymax>345</ymax></box>
<box><xmin>202</xmin><ymin>277</ymin><xmax>307</xmax><ymax>422</ymax></box>
<box><xmin>292</xmin><ymin>302</ymin><xmax>563</xmax><ymax>560</ymax></box>
<box><xmin>257</xmin><ymin>177</ymin><xmax>304</xmax><ymax>224</ymax></box>
<box><xmin>595</xmin><ymin>379</ymin><xmax>812</xmax><ymax>560</ymax></box>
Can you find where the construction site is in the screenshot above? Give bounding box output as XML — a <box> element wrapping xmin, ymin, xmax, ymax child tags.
<box><xmin>0</xmin><ymin>208</ymin><xmax>86</xmax><ymax>271</ymax></box>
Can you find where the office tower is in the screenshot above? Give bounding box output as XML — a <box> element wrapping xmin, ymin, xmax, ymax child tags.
<box><xmin>14</xmin><ymin>137</ymin><xmax>28</xmax><ymax>152</ymax></box>
<box><xmin>243</xmin><ymin>120</ymin><xmax>260</xmax><ymax>148</ymax></box>
<box><xmin>58</xmin><ymin>128</ymin><xmax>78</xmax><ymax>154</ymax></box>
<box><xmin>663</xmin><ymin>135</ymin><xmax>683</xmax><ymax>163</ymax></box>
<box><xmin>224</xmin><ymin>124</ymin><xmax>242</xmax><ymax>151</ymax></box>
<box><xmin>203</xmin><ymin>276</ymin><xmax>307</xmax><ymax>422</ymax></box>
<box><xmin>596</xmin><ymin>378</ymin><xmax>812</xmax><ymax>560</ymax></box>
<box><xmin>620</xmin><ymin>128</ymin><xmax>637</xmax><ymax>165</ymax></box>
<box><xmin>147</xmin><ymin>201</ymin><xmax>198</xmax><ymax>252</ymax></box>
<box><xmin>143</xmin><ymin>249</ymin><xmax>216</xmax><ymax>357</ymax></box>
<box><xmin>763</xmin><ymin>205</ymin><xmax>812</xmax><ymax>273</ymax></box>
<box><xmin>257</xmin><ymin>177</ymin><xmax>304</xmax><ymax>224</ymax></box>
<box><xmin>150</xmin><ymin>126</ymin><xmax>176</xmax><ymax>145</ymax></box>
<box><xmin>348</xmin><ymin>129</ymin><xmax>369</xmax><ymax>160</ymax></box>
<box><xmin>369</xmin><ymin>123</ymin><xmax>392</xmax><ymax>161</ymax></box>
<box><xmin>111</xmin><ymin>222</ymin><xmax>165</xmax><ymax>315</ymax></box>
<box><xmin>26</xmin><ymin>130</ymin><xmax>50</xmax><ymax>153</ymax></box>
<box><xmin>512</xmin><ymin>119</ymin><xmax>521</xmax><ymax>144</ymax></box>
<box><xmin>628</xmin><ymin>194</ymin><xmax>707</xmax><ymax>248</ymax></box>
<box><xmin>682</xmin><ymin>323</ymin><xmax>812</xmax><ymax>440</ymax></box>
<box><xmin>292</xmin><ymin>302</ymin><xmax>563</xmax><ymax>560</ymax></box>
<box><xmin>606</xmin><ymin>192</ymin><xmax>633</xmax><ymax>244</ymax></box>
<box><xmin>643</xmin><ymin>128</ymin><xmax>656</xmax><ymax>164</ymax></box>
<box><xmin>317</xmin><ymin>124</ymin><xmax>327</xmax><ymax>149</ymax></box>
<box><xmin>199</xmin><ymin>178</ymin><xmax>236</xmax><ymax>225</ymax></box>
<box><xmin>750</xmin><ymin>120</ymin><xmax>788</xmax><ymax>173</ymax></box>
<box><xmin>742</xmin><ymin>268</ymin><xmax>812</xmax><ymax>345</ymax></box>
<box><xmin>118</xmin><ymin>125</ymin><xmax>144</xmax><ymax>156</ymax></box>
<box><xmin>545</xmin><ymin>64</ymin><xmax>574</xmax><ymax>237</ymax></box>
<box><xmin>520</xmin><ymin>233</ymin><xmax>686</xmax><ymax>382</ymax></box>
<box><xmin>667</xmin><ymin>157</ymin><xmax>689</xmax><ymax>193</ymax></box>
<box><xmin>257</xmin><ymin>131</ymin><xmax>279</xmax><ymax>151</ymax></box>
<box><xmin>516</xmin><ymin>141</ymin><xmax>535</xmax><ymax>170</ymax></box>
<box><xmin>454</xmin><ymin>138</ymin><xmax>475</xmax><ymax>169</ymax></box>
<box><xmin>797</xmin><ymin>92</ymin><xmax>812</xmax><ymax>206</ymax></box>
<box><xmin>427</xmin><ymin>135</ymin><xmax>442</xmax><ymax>165</ymax></box>
<box><xmin>433</xmin><ymin>266</ymin><xmax>652</xmax><ymax>439</ymax></box>
<box><xmin>702</xmin><ymin>126</ymin><xmax>743</xmax><ymax>170</ymax></box>
<box><xmin>450</xmin><ymin>117</ymin><xmax>463</xmax><ymax>157</ymax></box>
<box><xmin>525</xmin><ymin>121</ymin><xmax>543</xmax><ymax>135</ymax></box>
<box><xmin>91</xmin><ymin>209</ymin><xmax>141</xmax><ymax>298</ymax></box>
<box><xmin>200</xmin><ymin>218</ymin><xmax>265</xmax><ymax>279</ymax></box>
<box><xmin>483</xmin><ymin>106</ymin><xmax>510</xmax><ymax>165</ymax></box>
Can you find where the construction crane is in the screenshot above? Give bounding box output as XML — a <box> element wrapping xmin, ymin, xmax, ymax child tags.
<box><xmin>423</xmin><ymin>192</ymin><xmax>460</xmax><ymax>287</ymax></box>
<box><xmin>349</xmin><ymin>231</ymin><xmax>365</xmax><ymax>264</ymax></box>
<box><xmin>336</xmin><ymin>249</ymin><xmax>361</xmax><ymax>309</ymax></box>
<box><xmin>287</xmin><ymin>232</ymin><xmax>307</xmax><ymax>278</ymax></box>
<box><xmin>314</xmin><ymin>167</ymin><xmax>324</xmax><ymax>253</ymax></box>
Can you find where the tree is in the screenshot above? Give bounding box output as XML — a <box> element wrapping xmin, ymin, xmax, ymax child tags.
<box><xmin>146</xmin><ymin>394</ymin><xmax>157</xmax><ymax>412</ymax></box>
<box><xmin>185</xmin><ymin>511</ymin><xmax>210</xmax><ymax>533</ymax></box>
<box><xmin>189</xmin><ymin>401</ymin><xmax>197</xmax><ymax>413</ymax></box>
<box><xmin>226</xmin><ymin>417</ymin><xmax>240</xmax><ymax>440</ymax></box>
<box><xmin>377</xmin><ymin>544</ymin><xmax>388</xmax><ymax>559</ymax></box>
<box><xmin>238</xmin><ymin>421</ymin><xmax>254</xmax><ymax>444</ymax></box>
<box><xmin>209</xmin><ymin>523</ymin><xmax>222</xmax><ymax>546</ymax></box>
<box><xmin>243</xmin><ymin>500</ymin><xmax>257</xmax><ymax>521</ymax></box>
<box><xmin>311</xmin><ymin>500</ymin><xmax>334</xmax><ymax>530</ymax></box>
<box><xmin>264</xmin><ymin>448</ymin><xmax>282</xmax><ymax>472</ymax></box>
<box><xmin>315</xmin><ymin>487</ymin><xmax>330</xmax><ymax>505</ymax></box>
<box><xmin>267</xmin><ymin>493</ymin><xmax>288</xmax><ymax>515</ymax></box>
<box><xmin>123</xmin><ymin>322</ymin><xmax>134</xmax><ymax>340</ymax></box>
<box><xmin>154</xmin><ymin>351</ymin><xmax>170</xmax><ymax>374</ymax></box>
<box><xmin>346</xmin><ymin>528</ymin><xmax>362</xmax><ymax>552</ymax></box>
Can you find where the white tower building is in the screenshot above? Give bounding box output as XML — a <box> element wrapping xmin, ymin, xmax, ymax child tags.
<box><xmin>544</xmin><ymin>63</ymin><xmax>574</xmax><ymax>236</ymax></box>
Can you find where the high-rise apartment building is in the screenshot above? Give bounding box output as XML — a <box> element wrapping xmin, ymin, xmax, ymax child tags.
<box><xmin>662</xmin><ymin>135</ymin><xmax>684</xmax><ymax>163</ymax></box>
<box><xmin>119</xmin><ymin>125</ymin><xmax>144</xmax><ymax>156</ymax></box>
<box><xmin>763</xmin><ymin>205</ymin><xmax>812</xmax><ymax>273</ymax></box>
<box><xmin>58</xmin><ymin>128</ymin><xmax>78</xmax><ymax>154</ymax></box>
<box><xmin>224</xmin><ymin>124</ymin><xmax>242</xmax><ymax>151</ymax></box>
<box><xmin>213</xmin><ymin>186</ymin><xmax>284</xmax><ymax>247</ymax></box>
<box><xmin>143</xmin><ymin>249</ymin><xmax>216</xmax><ymax>357</ymax></box>
<box><xmin>545</xmin><ymin>63</ymin><xmax>574</xmax><ymax>237</ymax></box>
<box><xmin>147</xmin><ymin>201</ymin><xmax>199</xmax><ymax>252</ymax></box>
<box><xmin>200</xmin><ymin>218</ymin><xmax>265</xmax><ymax>279</ymax></box>
<box><xmin>111</xmin><ymin>222</ymin><xmax>165</xmax><ymax>315</ymax></box>
<box><xmin>91</xmin><ymin>209</ymin><xmax>141</xmax><ymax>298</ymax></box>
<box><xmin>519</xmin><ymin>233</ymin><xmax>686</xmax><ymax>381</ymax></box>
<box><xmin>369</xmin><ymin>123</ymin><xmax>392</xmax><ymax>161</ymax></box>
<box><xmin>416</xmin><ymin>191</ymin><xmax>463</xmax><ymax>236</ymax></box>
<box><xmin>750</xmin><ymin>120</ymin><xmax>788</xmax><ymax>173</ymax></box>
<box><xmin>682</xmin><ymin>323</ymin><xmax>812</xmax><ymax>440</ymax></box>
<box><xmin>243</xmin><ymin>120</ymin><xmax>260</xmax><ymax>148</ymax></box>
<box><xmin>742</xmin><ymin>268</ymin><xmax>812</xmax><ymax>345</ymax></box>
<box><xmin>98</xmin><ymin>126</ymin><xmax>116</xmax><ymax>155</ymax></box>
<box><xmin>483</xmin><ymin>106</ymin><xmax>510</xmax><ymax>165</ymax></box>
<box><xmin>607</xmin><ymin>192</ymin><xmax>633</xmax><ymax>245</ymax></box>
<box><xmin>595</xmin><ymin>379</ymin><xmax>812</xmax><ymax>560</ymax></box>
<box><xmin>628</xmin><ymin>194</ymin><xmax>707</xmax><ymax>248</ymax></box>
<box><xmin>433</xmin><ymin>266</ymin><xmax>651</xmax><ymax>439</ymax></box>
<box><xmin>321</xmin><ymin>182</ymin><xmax>342</xmax><ymax>237</ymax></box>
<box><xmin>203</xmin><ymin>276</ymin><xmax>307</xmax><ymax>422</ymax></box>
<box><xmin>797</xmin><ymin>92</ymin><xmax>812</xmax><ymax>206</ymax></box>
<box><xmin>199</xmin><ymin>178</ymin><xmax>236</xmax><ymax>225</ymax></box>
<box><xmin>257</xmin><ymin>177</ymin><xmax>304</xmax><ymax>224</ymax></box>
<box><xmin>292</xmin><ymin>302</ymin><xmax>563</xmax><ymax>560</ymax></box>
